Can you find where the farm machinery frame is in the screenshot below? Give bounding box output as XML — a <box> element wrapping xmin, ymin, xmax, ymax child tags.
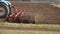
<box><xmin>0</xmin><ymin>0</ymin><xmax>35</xmax><ymax>23</ymax></box>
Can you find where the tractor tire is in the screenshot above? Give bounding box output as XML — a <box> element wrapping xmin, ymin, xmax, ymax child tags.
<box><xmin>0</xmin><ymin>3</ymin><xmax>10</xmax><ymax>19</ymax></box>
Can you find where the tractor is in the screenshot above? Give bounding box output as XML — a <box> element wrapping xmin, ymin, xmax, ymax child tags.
<box><xmin>0</xmin><ymin>0</ymin><xmax>35</xmax><ymax>23</ymax></box>
<box><xmin>0</xmin><ymin>0</ymin><xmax>11</xmax><ymax>19</ymax></box>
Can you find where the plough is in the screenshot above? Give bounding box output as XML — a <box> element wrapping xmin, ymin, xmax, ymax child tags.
<box><xmin>0</xmin><ymin>0</ymin><xmax>35</xmax><ymax>23</ymax></box>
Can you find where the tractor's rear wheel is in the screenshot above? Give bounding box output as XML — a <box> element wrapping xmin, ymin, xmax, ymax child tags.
<box><xmin>0</xmin><ymin>3</ymin><xmax>10</xmax><ymax>19</ymax></box>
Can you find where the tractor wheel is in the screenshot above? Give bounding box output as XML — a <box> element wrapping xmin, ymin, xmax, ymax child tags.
<box><xmin>0</xmin><ymin>3</ymin><xmax>10</xmax><ymax>19</ymax></box>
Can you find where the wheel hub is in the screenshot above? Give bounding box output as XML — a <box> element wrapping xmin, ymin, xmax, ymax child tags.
<box><xmin>0</xmin><ymin>7</ymin><xmax>5</xmax><ymax>16</ymax></box>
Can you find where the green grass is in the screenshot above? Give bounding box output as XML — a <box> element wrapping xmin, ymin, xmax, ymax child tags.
<box><xmin>0</xmin><ymin>23</ymin><xmax>60</xmax><ymax>34</ymax></box>
<box><xmin>0</xmin><ymin>23</ymin><xmax>60</xmax><ymax>30</ymax></box>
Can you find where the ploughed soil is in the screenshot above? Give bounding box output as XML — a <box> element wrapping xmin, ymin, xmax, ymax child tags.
<box><xmin>11</xmin><ymin>2</ymin><xmax>60</xmax><ymax>24</ymax></box>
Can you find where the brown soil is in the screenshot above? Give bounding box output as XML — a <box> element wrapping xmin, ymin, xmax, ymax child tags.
<box><xmin>11</xmin><ymin>2</ymin><xmax>60</xmax><ymax>24</ymax></box>
<box><xmin>0</xmin><ymin>28</ymin><xmax>60</xmax><ymax>34</ymax></box>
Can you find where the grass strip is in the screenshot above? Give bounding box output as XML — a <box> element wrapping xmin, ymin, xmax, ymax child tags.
<box><xmin>0</xmin><ymin>23</ymin><xmax>60</xmax><ymax>30</ymax></box>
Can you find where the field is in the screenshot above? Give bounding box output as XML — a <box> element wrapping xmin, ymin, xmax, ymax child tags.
<box><xmin>0</xmin><ymin>23</ymin><xmax>60</xmax><ymax>30</ymax></box>
<box><xmin>0</xmin><ymin>1</ymin><xmax>60</xmax><ymax>34</ymax></box>
<box><xmin>0</xmin><ymin>23</ymin><xmax>60</xmax><ymax>34</ymax></box>
<box><xmin>0</xmin><ymin>29</ymin><xmax>60</xmax><ymax>34</ymax></box>
<box><xmin>11</xmin><ymin>2</ymin><xmax>60</xmax><ymax>24</ymax></box>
